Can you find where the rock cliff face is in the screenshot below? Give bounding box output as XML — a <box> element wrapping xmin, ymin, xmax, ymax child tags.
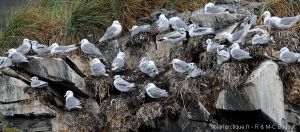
<box><xmin>1</xmin><ymin>1</ymin><xmax>300</xmax><ymax>132</ymax></box>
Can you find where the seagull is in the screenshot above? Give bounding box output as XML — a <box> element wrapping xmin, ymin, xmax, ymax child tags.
<box><xmin>139</xmin><ymin>57</ymin><xmax>149</xmax><ymax>74</ymax></box>
<box><xmin>279</xmin><ymin>47</ymin><xmax>300</xmax><ymax>63</ymax></box>
<box><xmin>229</xmin><ymin>43</ymin><xmax>252</xmax><ymax>60</ymax></box>
<box><xmin>170</xmin><ymin>58</ymin><xmax>189</xmax><ymax>73</ymax></box>
<box><xmin>50</xmin><ymin>43</ymin><xmax>78</xmax><ymax>54</ymax></box>
<box><xmin>91</xmin><ymin>58</ymin><xmax>108</xmax><ymax>76</ymax></box>
<box><xmin>6</xmin><ymin>48</ymin><xmax>29</xmax><ymax>63</ymax></box>
<box><xmin>262</xmin><ymin>11</ymin><xmax>271</xmax><ymax>25</ymax></box>
<box><xmin>0</xmin><ymin>57</ymin><xmax>13</xmax><ymax>69</ymax></box>
<box><xmin>187</xmin><ymin>63</ymin><xmax>206</xmax><ymax>78</ymax></box>
<box><xmin>30</xmin><ymin>76</ymin><xmax>48</xmax><ymax>88</ymax></box>
<box><xmin>251</xmin><ymin>34</ymin><xmax>270</xmax><ymax>45</ymax></box>
<box><xmin>145</xmin><ymin>83</ymin><xmax>169</xmax><ymax>98</ymax></box>
<box><xmin>145</xmin><ymin>61</ymin><xmax>159</xmax><ymax>77</ymax></box>
<box><xmin>221</xmin><ymin>17</ymin><xmax>251</xmax><ymax>44</ymax></box>
<box><xmin>99</xmin><ymin>20</ymin><xmax>122</xmax><ymax>42</ymax></box>
<box><xmin>16</xmin><ymin>38</ymin><xmax>31</xmax><ymax>55</ymax></box>
<box><xmin>111</xmin><ymin>52</ymin><xmax>125</xmax><ymax>70</ymax></box>
<box><xmin>155</xmin><ymin>14</ymin><xmax>169</xmax><ymax>33</ymax></box>
<box><xmin>31</xmin><ymin>40</ymin><xmax>51</xmax><ymax>55</ymax></box>
<box><xmin>241</xmin><ymin>15</ymin><xmax>257</xmax><ymax>27</ymax></box>
<box><xmin>168</xmin><ymin>17</ymin><xmax>188</xmax><ymax>30</ymax></box>
<box><xmin>158</xmin><ymin>28</ymin><xmax>186</xmax><ymax>44</ymax></box>
<box><xmin>187</xmin><ymin>24</ymin><xmax>215</xmax><ymax>37</ymax></box>
<box><xmin>206</xmin><ymin>39</ymin><xmax>226</xmax><ymax>52</ymax></box>
<box><xmin>113</xmin><ymin>75</ymin><xmax>136</xmax><ymax>92</ymax></box>
<box><xmin>64</xmin><ymin>90</ymin><xmax>82</xmax><ymax>110</ymax></box>
<box><xmin>217</xmin><ymin>47</ymin><xmax>230</xmax><ymax>65</ymax></box>
<box><xmin>269</xmin><ymin>15</ymin><xmax>300</xmax><ymax>29</ymax></box>
<box><xmin>204</xmin><ymin>2</ymin><xmax>229</xmax><ymax>14</ymax></box>
<box><xmin>130</xmin><ymin>25</ymin><xmax>150</xmax><ymax>37</ymax></box>
<box><xmin>78</xmin><ymin>39</ymin><xmax>102</xmax><ymax>55</ymax></box>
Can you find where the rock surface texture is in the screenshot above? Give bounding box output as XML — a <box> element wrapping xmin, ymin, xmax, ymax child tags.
<box><xmin>1</xmin><ymin>1</ymin><xmax>300</xmax><ymax>132</ymax></box>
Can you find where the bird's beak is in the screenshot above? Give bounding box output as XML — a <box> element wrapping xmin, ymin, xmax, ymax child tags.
<box><xmin>129</xmin><ymin>29</ymin><xmax>133</xmax><ymax>31</ymax></box>
<box><xmin>78</xmin><ymin>42</ymin><xmax>81</xmax><ymax>44</ymax></box>
<box><xmin>169</xmin><ymin>62</ymin><xmax>172</xmax><ymax>64</ymax></box>
<box><xmin>229</xmin><ymin>46</ymin><xmax>233</xmax><ymax>49</ymax></box>
<box><xmin>64</xmin><ymin>94</ymin><xmax>67</xmax><ymax>97</ymax></box>
<box><xmin>5</xmin><ymin>52</ymin><xmax>9</xmax><ymax>54</ymax></box>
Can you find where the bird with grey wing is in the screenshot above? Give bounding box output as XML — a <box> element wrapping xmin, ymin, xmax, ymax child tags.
<box><xmin>217</xmin><ymin>47</ymin><xmax>230</xmax><ymax>65</ymax></box>
<box><xmin>130</xmin><ymin>25</ymin><xmax>150</xmax><ymax>37</ymax></box>
<box><xmin>113</xmin><ymin>75</ymin><xmax>136</xmax><ymax>92</ymax></box>
<box><xmin>230</xmin><ymin>43</ymin><xmax>252</xmax><ymax>60</ymax></box>
<box><xmin>168</xmin><ymin>17</ymin><xmax>188</xmax><ymax>30</ymax></box>
<box><xmin>262</xmin><ymin>11</ymin><xmax>271</xmax><ymax>25</ymax></box>
<box><xmin>30</xmin><ymin>76</ymin><xmax>48</xmax><ymax>88</ymax></box>
<box><xmin>0</xmin><ymin>57</ymin><xmax>12</xmax><ymax>69</ymax></box>
<box><xmin>6</xmin><ymin>48</ymin><xmax>29</xmax><ymax>64</ymax></box>
<box><xmin>158</xmin><ymin>28</ymin><xmax>186</xmax><ymax>44</ymax></box>
<box><xmin>145</xmin><ymin>60</ymin><xmax>159</xmax><ymax>78</ymax></box>
<box><xmin>279</xmin><ymin>47</ymin><xmax>300</xmax><ymax>63</ymax></box>
<box><xmin>140</xmin><ymin>57</ymin><xmax>149</xmax><ymax>74</ymax></box>
<box><xmin>64</xmin><ymin>90</ymin><xmax>82</xmax><ymax>110</ymax></box>
<box><xmin>206</xmin><ymin>39</ymin><xmax>226</xmax><ymax>52</ymax></box>
<box><xmin>78</xmin><ymin>39</ymin><xmax>102</xmax><ymax>56</ymax></box>
<box><xmin>16</xmin><ymin>38</ymin><xmax>31</xmax><ymax>55</ymax></box>
<box><xmin>50</xmin><ymin>43</ymin><xmax>78</xmax><ymax>54</ymax></box>
<box><xmin>145</xmin><ymin>83</ymin><xmax>169</xmax><ymax>98</ymax></box>
<box><xmin>170</xmin><ymin>58</ymin><xmax>189</xmax><ymax>73</ymax></box>
<box><xmin>204</xmin><ymin>2</ymin><xmax>229</xmax><ymax>14</ymax></box>
<box><xmin>221</xmin><ymin>16</ymin><xmax>253</xmax><ymax>44</ymax></box>
<box><xmin>99</xmin><ymin>20</ymin><xmax>122</xmax><ymax>42</ymax></box>
<box><xmin>111</xmin><ymin>52</ymin><xmax>125</xmax><ymax>71</ymax></box>
<box><xmin>155</xmin><ymin>14</ymin><xmax>169</xmax><ymax>33</ymax></box>
<box><xmin>91</xmin><ymin>58</ymin><xmax>108</xmax><ymax>76</ymax></box>
<box><xmin>186</xmin><ymin>24</ymin><xmax>214</xmax><ymax>37</ymax></box>
<box><xmin>187</xmin><ymin>63</ymin><xmax>206</xmax><ymax>78</ymax></box>
<box><xmin>251</xmin><ymin>34</ymin><xmax>270</xmax><ymax>45</ymax></box>
<box><xmin>269</xmin><ymin>15</ymin><xmax>300</xmax><ymax>29</ymax></box>
<box><xmin>31</xmin><ymin>40</ymin><xmax>51</xmax><ymax>55</ymax></box>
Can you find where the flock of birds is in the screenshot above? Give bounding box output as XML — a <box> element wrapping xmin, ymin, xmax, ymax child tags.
<box><xmin>1</xmin><ymin>2</ymin><xmax>300</xmax><ymax>110</ymax></box>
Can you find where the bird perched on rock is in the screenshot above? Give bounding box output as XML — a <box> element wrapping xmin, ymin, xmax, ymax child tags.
<box><xmin>64</xmin><ymin>90</ymin><xmax>82</xmax><ymax>110</ymax></box>
<box><xmin>6</xmin><ymin>48</ymin><xmax>29</xmax><ymax>63</ymax></box>
<box><xmin>170</xmin><ymin>58</ymin><xmax>189</xmax><ymax>73</ymax></box>
<box><xmin>241</xmin><ymin>15</ymin><xmax>257</xmax><ymax>27</ymax></box>
<box><xmin>186</xmin><ymin>24</ymin><xmax>214</xmax><ymax>37</ymax></box>
<box><xmin>251</xmin><ymin>34</ymin><xmax>270</xmax><ymax>45</ymax></box>
<box><xmin>16</xmin><ymin>38</ymin><xmax>31</xmax><ymax>55</ymax></box>
<box><xmin>113</xmin><ymin>75</ymin><xmax>136</xmax><ymax>92</ymax></box>
<box><xmin>78</xmin><ymin>39</ymin><xmax>102</xmax><ymax>55</ymax></box>
<box><xmin>262</xmin><ymin>11</ymin><xmax>271</xmax><ymax>25</ymax></box>
<box><xmin>130</xmin><ymin>25</ymin><xmax>150</xmax><ymax>37</ymax></box>
<box><xmin>217</xmin><ymin>47</ymin><xmax>230</xmax><ymax>65</ymax></box>
<box><xmin>31</xmin><ymin>40</ymin><xmax>51</xmax><ymax>55</ymax></box>
<box><xmin>269</xmin><ymin>15</ymin><xmax>300</xmax><ymax>29</ymax></box>
<box><xmin>50</xmin><ymin>43</ymin><xmax>78</xmax><ymax>54</ymax></box>
<box><xmin>111</xmin><ymin>52</ymin><xmax>125</xmax><ymax>70</ymax></box>
<box><xmin>230</xmin><ymin>43</ymin><xmax>252</xmax><ymax>60</ymax></box>
<box><xmin>139</xmin><ymin>57</ymin><xmax>149</xmax><ymax>74</ymax></box>
<box><xmin>99</xmin><ymin>20</ymin><xmax>122</xmax><ymax>42</ymax></box>
<box><xmin>187</xmin><ymin>63</ymin><xmax>206</xmax><ymax>78</ymax></box>
<box><xmin>279</xmin><ymin>47</ymin><xmax>300</xmax><ymax>63</ymax></box>
<box><xmin>91</xmin><ymin>58</ymin><xmax>108</xmax><ymax>76</ymax></box>
<box><xmin>145</xmin><ymin>60</ymin><xmax>159</xmax><ymax>77</ymax></box>
<box><xmin>145</xmin><ymin>83</ymin><xmax>169</xmax><ymax>98</ymax></box>
<box><xmin>221</xmin><ymin>17</ymin><xmax>252</xmax><ymax>44</ymax></box>
<box><xmin>0</xmin><ymin>57</ymin><xmax>12</xmax><ymax>69</ymax></box>
<box><xmin>158</xmin><ymin>28</ymin><xmax>186</xmax><ymax>44</ymax></box>
<box><xmin>206</xmin><ymin>39</ymin><xmax>226</xmax><ymax>52</ymax></box>
<box><xmin>168</xmin><ymin>17</ymin><xmax>188</xmax><ymax>30</ymax></box>
<box><xmin>155</xmin><ymin>14</ymin><xmax>169</xmax><ymax>33</ymax></box>
<box><xmin>204</xmin><ymin>2</ymin><xmax>229</xmax><ymax>14</ymax></box>
<box><xmin>30</xmin><ymin>76</ymin><xmax>48</xmax><ymax>88</ymax></box>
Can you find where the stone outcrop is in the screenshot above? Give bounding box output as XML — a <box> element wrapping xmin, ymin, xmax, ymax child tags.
<box><xmin>1</xmin><ymin>0</ymin><xmax>300</xmax><ymax>132</ymax></box>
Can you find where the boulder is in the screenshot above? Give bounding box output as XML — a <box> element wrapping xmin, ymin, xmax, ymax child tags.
<box><xmin>19</xmin><ymin>57</ymin><xmax>88</xmax><ymax>97</ymax></box>
<box><xmin>216</xmin><ymin>60</ymin><xmax>285</xmax><ymax>126</ymax></box>
<box><xmin>285</xmin><ymin>104</ymin><xmax>300</xmax><ymax>129</ymax></box>
<box><xmin>0</xmin><ymin>74</ymin><xmax>30</xmax><ymax>103</ymax></box>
